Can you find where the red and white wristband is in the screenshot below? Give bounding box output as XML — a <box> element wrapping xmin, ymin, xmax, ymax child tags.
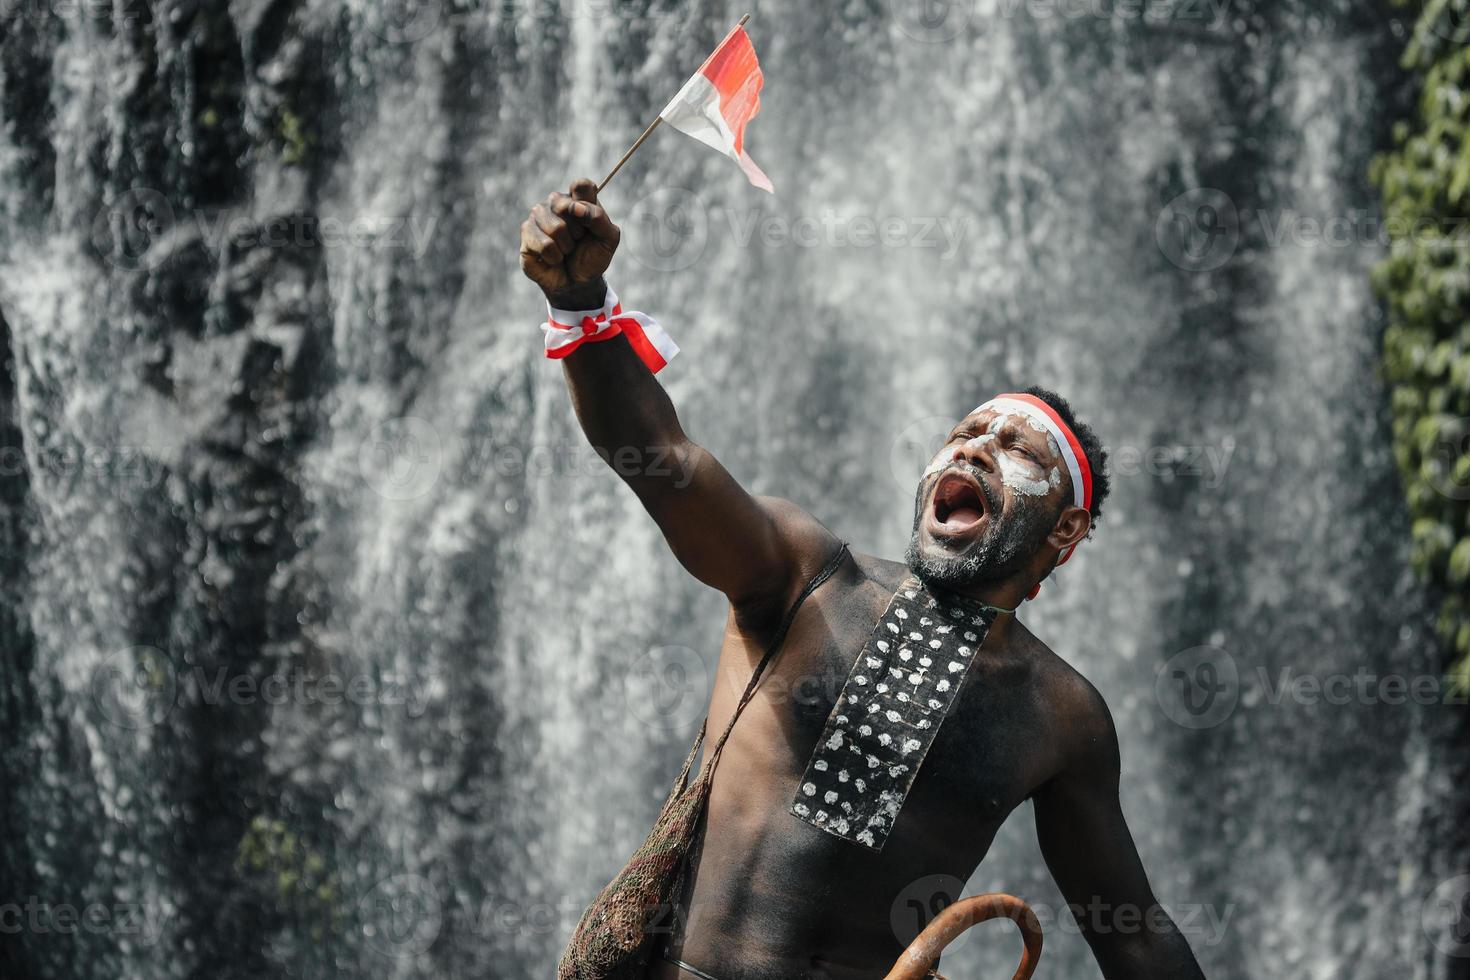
<box><xmin>542</xmin><ymin>284</ymin><xmax>679</xmax><ymax>374</ymax></box>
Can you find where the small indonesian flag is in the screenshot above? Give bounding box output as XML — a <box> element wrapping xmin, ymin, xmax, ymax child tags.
<box><xmin>659</xmin><ymin>24</ymin><xmax>774</xmax><ymax>193</ymax></box>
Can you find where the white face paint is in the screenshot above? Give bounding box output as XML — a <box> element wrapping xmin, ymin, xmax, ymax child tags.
<box><xmin>927</xmin><ymin>411</ymin><xmax>1062</xmax><ymax>500</ymax></box>
<box><xmin>975</xmin><ymin>411</ymin><xmax>1059</xmax><ymax>498</ymax></box>
<box><xmin>996</xmin><ymin>452</ymin><xmax>1051</xmax><ymax>496</ymax></box>
<box><xmin>964</xmin><ymin>434</ymin><xmax>996</xmax><ymax>451</ymax></box>
<box><xmin>978</xmin><ymin>403</ymin><xmax>1062</xmax><ymax>456</ymax></box>
<box><xmin>922</xmin><ymin>445</ymin><xmax>958</xmax><ymax>478</ymax></box>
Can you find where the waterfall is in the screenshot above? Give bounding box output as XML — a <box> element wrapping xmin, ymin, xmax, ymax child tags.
<box><xmin>0</xmin><ymin>1</ymin><xmax>1463</xmax><ymax>978</ymax></box>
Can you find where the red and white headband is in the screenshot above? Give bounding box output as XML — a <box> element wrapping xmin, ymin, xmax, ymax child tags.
<box><xmin>974</xmin><ymin>393</ymin><xmax>1093</xmax><ymax>514</ymax></box>
<box><xmin>975</xmin><ymin>393</ymin><xmax>1093</xmax><ymax>588</ymax></box>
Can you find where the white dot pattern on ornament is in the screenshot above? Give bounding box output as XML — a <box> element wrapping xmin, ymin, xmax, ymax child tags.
<box><xmin>788</xmin><ymin>577</ymin><xmax>998</xmax><ymax>850</ymax></box>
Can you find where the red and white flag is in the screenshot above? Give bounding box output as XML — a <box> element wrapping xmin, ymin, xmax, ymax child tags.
<box><xmin>659</xmin><ymin>24</ymin><xmax>774</xmax><ymax>193</ymax></box>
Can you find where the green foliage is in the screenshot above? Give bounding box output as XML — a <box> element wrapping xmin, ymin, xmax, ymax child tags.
<box><xmin>1373</xmin><ymin>0</ymin><xmax>1470</xmax><ymax>689</ymax></box>
<box><xmin>276</xmin><ymin>105</ymin><xmax>312</xmax><ymax>167</ymax></box>
<box><xmin>235</xmin><ymin>815</ymin><xmax>343</xmax><ymax>940</ymax></box>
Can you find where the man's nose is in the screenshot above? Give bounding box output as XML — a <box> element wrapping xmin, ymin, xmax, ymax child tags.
<box><xmin>952</xmin><ymin>436</ymin><xmax>997</xmax><ymax>472</ymax></box>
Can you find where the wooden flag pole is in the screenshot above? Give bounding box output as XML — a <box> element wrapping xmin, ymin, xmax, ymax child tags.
<box><xmin>597</xmin><ymin>118</ymin><xmax>663</xmax><ymax>193</ymax></box>
<box><xmin>597</xmin><ymin>13</ymin><xmax>751</xmax><ymax>193</ymax></box>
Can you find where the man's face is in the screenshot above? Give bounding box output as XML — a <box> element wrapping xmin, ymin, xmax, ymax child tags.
<box><xmin>904</xmin><ymin>405</ymin><xmax>1072</xmax><ymax>590</ymax></box>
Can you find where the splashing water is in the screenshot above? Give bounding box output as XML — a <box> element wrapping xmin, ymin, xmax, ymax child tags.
<box><xmin>0</xmin><ymin>2</ymin><xmax>1463</xmax><ymax>979</ymax></box>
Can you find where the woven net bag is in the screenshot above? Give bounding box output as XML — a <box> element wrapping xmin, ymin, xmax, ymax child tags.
<box><xmin>557</xmin><ymin>544</ymin><xmax>849</xmax><ymax>980</ymax></box>
<box><xmin>556</xmin><ymin>725</ymin><xmax>709</xmax><ymax>979</ymax></box>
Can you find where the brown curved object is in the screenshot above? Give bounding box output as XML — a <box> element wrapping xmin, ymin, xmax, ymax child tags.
<box><xmin>883</xmin><ymin>893</ymin><xmax>1043</xmax><ymax>980</ymax></box>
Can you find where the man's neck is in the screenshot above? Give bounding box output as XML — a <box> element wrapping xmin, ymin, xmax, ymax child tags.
<box><xmin>905</xmin><ymin>570</ymin><xmax>1019</xmax><ymax>649</ymax></box>
<box><xmin>914</xmin><ymin>571</ymin><xmax>1029</xmax><ymax>616</ymax></box>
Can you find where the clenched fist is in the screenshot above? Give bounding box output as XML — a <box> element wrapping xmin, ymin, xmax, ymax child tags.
<box><xmin>519</xmin><ymin>178</ymin><xmax>621</xmax><ymax>310</ymax></box>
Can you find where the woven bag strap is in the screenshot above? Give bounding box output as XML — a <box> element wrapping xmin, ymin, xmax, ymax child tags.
<box><xmin>667</xmin><ymin>718</ymin><xmax>707</xmax><ymax>797</ymax></box>
<box><xmin>704</xmin><ymin>542</ymin><xmax>850</xmax><ymax>771</ymax></box>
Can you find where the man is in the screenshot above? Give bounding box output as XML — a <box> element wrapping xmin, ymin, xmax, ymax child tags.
<box><xmin>520</xmin><ymin>179</ymin><xmax>1206</xmax><ymax>980</ymax></box>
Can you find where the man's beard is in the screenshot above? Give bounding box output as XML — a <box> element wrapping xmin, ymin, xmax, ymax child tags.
<box><xmin>903</xmin><ymin>466</ymin><xmax>1058</xmax><ymax>591</ymax></box>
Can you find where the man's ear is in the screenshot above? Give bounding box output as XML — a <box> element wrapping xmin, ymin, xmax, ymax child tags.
<box><xmin>1048</xmin><ymin>505</ymin><xmax>1091</xmax><ymax>553</ymax></box>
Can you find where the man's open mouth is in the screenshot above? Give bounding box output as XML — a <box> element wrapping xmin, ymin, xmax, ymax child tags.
<box><xmin>930</xmin><ymin>470</ymin><xmax>988</xmax><ymax>534</ymax></box>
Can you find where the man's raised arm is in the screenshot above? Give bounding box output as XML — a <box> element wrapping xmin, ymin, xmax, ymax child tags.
<box><xmin>519</xmin><ymin>179</ymin><xmax>835</xmax><ymax>611</ymax></box>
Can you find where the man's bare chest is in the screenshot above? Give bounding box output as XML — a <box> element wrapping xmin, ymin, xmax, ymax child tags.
<box><xmin>716</xmin><ymin>575</ymin><xmax>1048</xmax><ymax>834</ymax></box>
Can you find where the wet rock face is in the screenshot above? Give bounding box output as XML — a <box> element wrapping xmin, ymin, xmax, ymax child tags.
<box><xmin>0</xmin><ymin>3</ymin><xmax>337</xmax><ymax>974</ymax></box>
<box><xmin>0</xmin><ymin>3</ymin><xmax>1464</xmax><ymax>979</ymax></box>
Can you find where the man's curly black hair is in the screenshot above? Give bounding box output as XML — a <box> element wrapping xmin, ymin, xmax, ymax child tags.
<box><xmin>1020</xmin><ymin>385</ymin><xmax>1111</xmax><ymax>532</ymax></box>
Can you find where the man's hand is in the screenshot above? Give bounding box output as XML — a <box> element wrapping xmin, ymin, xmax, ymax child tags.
<box><xmin>519</xmin><ymin>178</ymin><xmax>620</xmax><ymax>311</ymax></box>
<box><xmin>531</xmin><ymin>176</ymin><xmax>838</xmax><ymax>619</ymax></box>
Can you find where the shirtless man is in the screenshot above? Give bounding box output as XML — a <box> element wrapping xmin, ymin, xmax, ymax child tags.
<box><xmin>520</xmin><ymin>179</ymin><xmax>1207</xmax><ymax>980</ymax></box>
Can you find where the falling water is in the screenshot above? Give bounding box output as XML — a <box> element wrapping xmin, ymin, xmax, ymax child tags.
<box><xmin>0</xmin><ymin>1</ymin><xmax>1464</xmax><ymax>978</ymax></box>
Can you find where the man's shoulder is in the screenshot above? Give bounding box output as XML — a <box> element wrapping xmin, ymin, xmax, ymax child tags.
<box><xmin>1010</xmin><ymin>624</ymin><xmax>1118</xmax><ymax>766</ymax></box>
<box><xmin>748</xmin><ymin>496</ymin><xmax>908</xmax><ymax>593</ymax></box>
<box><xmin>847</xmin><ymin>549</ymin><xmax>909</xmax><ymax>592</ymax></box>
<box><xmin>751</xmin><ymin>498</ymin><xmax>909</xmax><ymax>602</ymax></box>
<box><xmin>1009</xmin><ymin>621</ymin><xmax>1103</xmax><ymax>701</ymax></box>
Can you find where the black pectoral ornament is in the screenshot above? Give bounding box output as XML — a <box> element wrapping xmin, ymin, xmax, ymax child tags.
<box><xmin>789</xmin><ymin>577</ymin><xmax>1000</xmax><ymax>850</ymax></box>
